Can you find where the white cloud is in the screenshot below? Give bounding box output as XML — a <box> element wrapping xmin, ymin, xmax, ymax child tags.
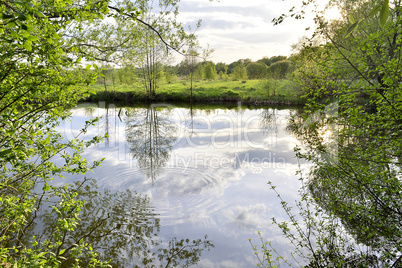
<box><xmin>174</xmin><ymin>0</ymin><xmax>320</xmax><ymax>63</ymax></box>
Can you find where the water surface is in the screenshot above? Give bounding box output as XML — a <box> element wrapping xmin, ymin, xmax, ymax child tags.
<box><xmin>56</xmin><ymin>102</ymin><xmax>308</xmax><ymax>267</ymax></box>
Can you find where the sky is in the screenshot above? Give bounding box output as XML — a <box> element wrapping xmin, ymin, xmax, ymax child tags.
<box><xmin>174</xmin><ymin>0</ymin><xmax>339</xmax><ymax>64</ymax></box>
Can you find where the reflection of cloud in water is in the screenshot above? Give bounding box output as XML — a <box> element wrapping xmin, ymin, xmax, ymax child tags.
<box><xmin>223</xmin><ymin>203</ymin><xmax>269</xmax><ymax>229</ymax></box>
<box><xmin>55</xmin><ymin>105</ymin><xmax>309</xmax><ymax>267</ymax></box>
<box><xmin>151</xmin><ymin>166</ymin><xmax>244</xmax><ymax>225</ymax></box>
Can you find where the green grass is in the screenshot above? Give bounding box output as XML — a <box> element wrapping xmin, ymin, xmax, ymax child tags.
<box><xmin>84</xmin><ymin>78</ymin><xmax>305</xmax><ymax>105</ymax></box>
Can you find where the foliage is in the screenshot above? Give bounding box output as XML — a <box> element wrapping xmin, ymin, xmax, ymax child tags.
<box><xmin>203</xmin><ymin>61</ymin><xmax>217</xmax><ymax>80</ymax></box>
<box><xmin>252</xmin><ymin>175</ymin><xmax>387</xmax><ymax>267</ymax></box>
<box><xmin>250</xmin><ymin>231</ymin><xmax>292</xmax><ymax>267</ymax></box>
<box><xmin>246</xmin><ymin>62</ymin><xmax>268</xmax><ymax>79</ymax></box>
<box><xmin>267</xmin><ymin>60</ymin><xmax>293</xmax><ymax>79</ymax></box>
<box><xmin>0</xmin><ymin>0</ymin><xmax>112</xmax><ymax>265</ymax></box>
<box><xmin>0</xmin><ymin>0</ymin><xmax>211</xmax><ymax>266</ymax></box>
<box><xmin>233</xmin><ymin>64</ymin><xmax>248</xmax><ymax>80</ymax></box>
<box><xmin>257</xmin><ymin>56</ymin><xmax>287</xmax><ymax>67</ymax></box>
<box><xmin>290</xmin><ymin>43</ymin><xmax>328</xmax><ymax>98</ymax></box>
<box><xmin>215</xmin><ymin>62</ymin><xmax>228</xmax><ymax>74</ymax></box>
<box><xmin>254</xmin><ymin>0</ymin><xmax>402</xmax><ymax>267</ymax></box>
<box><xmin>227</xmin><ymin>58</ymin><xmax>252</xmax><ymax>74</ymax></box>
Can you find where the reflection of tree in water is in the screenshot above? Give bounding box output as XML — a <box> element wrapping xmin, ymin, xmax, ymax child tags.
<box><xmin>125</xmin><ymin>105</ymin><xmax>178</xmax><ymax>181</ymax></box>
<box><xmin>187</xmin><ymin>103</ymin><xmax>195</xmax><ymax>134</ymax></box>
<box><xmin>99</xmin><ymin>103</ymin><xmax>121</xmax><ymax>148</ymax></box>
<box><xmin>287</xmin><ymin>110</ymin><xmax>402</xmax><ymax>266</ymax></box>
<box><xmin>76</xmin><ymin>102</ymin><xmax>121</xmax><ymax>148</ymax></box>
<box><xmin>83</xmin><ymin>106</ymin><xmax>97</xmax><ymax>117</ymax></box>
<box><xmin>259</xmin><ymin>108</ymin><xmax>279</xmax><ymax>136</ymax></box>
<box><xmin>25</xmin><ymin>179</ymin><xmax>213</xmax><ymax>267</ymax></box>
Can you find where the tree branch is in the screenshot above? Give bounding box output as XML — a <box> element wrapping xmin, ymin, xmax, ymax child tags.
<box><xmin>107</xmin><ymin>5</ymin><xmax>185</xmax><ymax>56</ymax></box>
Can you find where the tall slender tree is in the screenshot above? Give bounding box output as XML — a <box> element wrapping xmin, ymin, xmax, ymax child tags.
<box><xmin>182</xmin><ymin>48</ymin><xmax>200</xmax><ymax>101</ymax></box>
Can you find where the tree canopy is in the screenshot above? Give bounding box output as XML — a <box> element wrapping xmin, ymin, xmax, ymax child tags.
<box><xmin>0</xmin><ymin>0</ymin><xmax>212</xmax><ymax>266</ymax></box>
<box><xmin>254</xmin><ymin>0</ymin><xmax>402</xmax><ymax>266</ymax></box>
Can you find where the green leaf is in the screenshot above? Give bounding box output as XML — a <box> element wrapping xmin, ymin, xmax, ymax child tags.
<box><xmin>37</xmin><ymin>252</ymin><xmax>47</xmax><ymax>258</ymax></box>
<box><xmin>27</xmin><ymin>36</ymin><xmax>39</xmax><ymax>41</ymax></box>
<box><xmin>43</xmin><ymin>183</ymin><xmax>51</xmax><ymax>191</ymax></box>
<box><xmin>18</xmin><ymin>14</ymin><xmax>27</xmax><ymax>21</ymax></box>
<box><xmin>367</xmin><ymin>4</ymin><xmax>382</xmax><ymax>19</ymax></box>
<box><xmin>44</xmin><ymin>135</ymin><xmax>51</xmax><ymax>144</ymax></box>
<box><xmin>2</xmin><ymin>13</ymin><xmax>14</xmax><ymax>19</ymax></box>
<box><xmin>23</xmin><ymin>41</ymin><xmax>32</xmax><ymax>51</ymax></box>
<box><xmin>379</xmin><ymin>0</ymin><xmax>389</xmax><ymax>27</ymax></box>
<box><xmin>0</xmin><ymin>149</ymin><xmax>12</xmax><ymax>158</ymax></box>
<box><xmin>345</xmin><ymin>21</ymin><xmax>360</xmax><ymax>37</ymax></box>
<box><xmin>7</xmin><ymin>21</ymin><xmax>17</xmax><ymax>28</ymax></box>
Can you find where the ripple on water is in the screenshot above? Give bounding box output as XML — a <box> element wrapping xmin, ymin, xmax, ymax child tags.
<box><xmin>150</xmin><ymin>166</ymin><xmax>231</xmax><ymax>225</ymax></box>
<box><xmin>95</xmin><ymin>164</ymin><xmax>231</xmax><ymax>226</ymax></box>
<box><xmin>95</xmin><ymin>166</ymin><xmax>148</xmax><ymax>191</ymax></box>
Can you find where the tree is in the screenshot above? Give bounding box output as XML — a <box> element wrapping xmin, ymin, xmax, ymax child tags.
<box><xmin>0</xmin><ymin>0</ymin><xmax>210</xmax><ymax>266</ymax></box>
<box><xmin>266</xmin><ymin>60</ymin><xmax>293</xmax><ymax>79</ymax></box>
<box><xmin>203</xmin><ymin>61</ymin><xmax>217</xmax><ymax>80</ymax></box>
<box><xmin>182</xmin><ymin>48</ymin><xmax>200</xmax><ymax>101</ymax></box>
<box><xmin>298</xmin><ymin>0</ymin><xmax>402</xmax><ymax>256</ymax></box>
<box><xmin>140</xmin><ymin>31</ymin><xmax>166</xmax><ymax>99</ymax></box>
<box><xmin>134</xmin><ymin>0</ymin><xmax>182</xmax><ymax>99</ymax></box>
<box><xmin>215</xmin><ymin>62</ymin><xmax>228</xmax><ymax>74</ymax></box>
<box><xmin>256</xmin><ymin>0</ymin><xmax>402</xmax><ymax>266</ymax></box>
<box><xmin>227</xmin><ymin>58</ymin><xmax>252</xmax><ymax>74</ymax></box>
<box><xmin>0</xmin><ymin>0</ymin><xmax>117</xmax><ymax>265</ymax></box>
<box><xmin>233</xmin><ymin>64</ymin><xmax>248</xmax><ymax>80</ymax></box>
<box><xmin>246</xmin><ymin>62</ymin><xmax>267</xmax><ymax>79</ymax></box>
<box><xmin>289</xmin><ymin>36</ymin><xmax>327</xmax><ymax>97</ymax></box>
<box><xmin>257</xmin><ymin>57</ymin><xmax>272</xmax><ymax>66</ymax></box>
<box><xmin>257</xmin><ymin>56</ymin><xmax>287</xmax><ymax>67</ymax></box>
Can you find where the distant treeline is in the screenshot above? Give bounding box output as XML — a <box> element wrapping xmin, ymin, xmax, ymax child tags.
<box><xmin>94</xmin><ymin>55</ymin><xmax>294</xmax><ymax>86</ymax></box>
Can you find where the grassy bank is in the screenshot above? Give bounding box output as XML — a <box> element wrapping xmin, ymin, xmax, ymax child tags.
<box><xmin>82</xmin><ymin>78</ymin><xmax>305</xmax><ymax>105</ymax></box>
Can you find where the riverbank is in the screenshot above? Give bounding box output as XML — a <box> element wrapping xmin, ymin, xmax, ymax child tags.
<box><xmin>81</xmin><ymin>79</ymin><xmax>306</xmax><ymax>105</ymax></box>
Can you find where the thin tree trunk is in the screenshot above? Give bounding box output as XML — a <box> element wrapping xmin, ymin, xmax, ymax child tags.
<box><xmin>190</xmin><ymin>73</ymin><xmax>193</xmax><ymax>102</ymax></box>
